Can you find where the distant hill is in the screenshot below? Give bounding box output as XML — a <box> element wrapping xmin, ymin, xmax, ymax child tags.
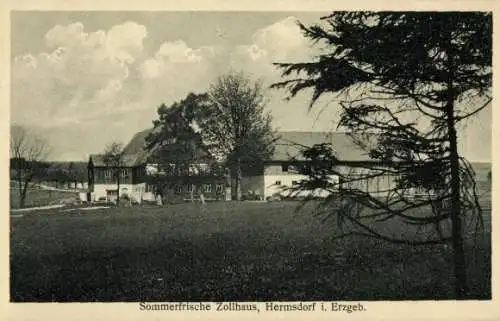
<box><xmin>10</xmin><ymin>159</ymin><xmax>88</xmax><ymax>184</ymax></box>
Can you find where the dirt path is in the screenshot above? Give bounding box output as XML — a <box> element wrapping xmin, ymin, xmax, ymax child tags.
<box><xmin>11</xmin><ymin>204</ymin><xmax>66</xmax><ymax>212</ymax></box>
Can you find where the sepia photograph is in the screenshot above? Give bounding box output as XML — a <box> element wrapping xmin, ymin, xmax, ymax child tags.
<box><xmin>9</xmin><ymin>9</ymin><xmax>492</xmax><ymax>304</ymax></box>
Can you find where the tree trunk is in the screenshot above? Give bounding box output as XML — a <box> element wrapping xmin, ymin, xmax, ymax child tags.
<box><xmin>236</xmin><ymin>157</ymin><xmax>242</xmax><ymax>201</ymax></box>
<box><xmin>20</xmin><ymin>193</ymin><xmax>26</xmax><ymax>208</ymax></box>
<box><xmin>20</xmin><ymin>180</ymin><xmax>29</xmax><ymax>208</ymax></box>
<box><xmin>18</xmin><ymin>183</ymin><xmax>23</xmax><ymax>208</ymax></box>
<box><xmin>116</xmin><ymin>167</ymin><xmax>120</xmax><ymax>205</ymax></box>
<box><xmin>444</xmin><ymin>31</ymin><xmax>468</xmax><ymax>298</ymax></box>
<box><xmin>446</xmin><ymin>87</ymin><xmax>468</xmax><ymax>299</ymax></box>
<box><xmin>17</xmin><ymin>168</ymin><xmax>25</xmax><ymax>208</ymax></box>
<box><xmin>230</xmin><ymin>166</ymin><xmax>236</xmax><ymax>200</ymax></box>
<box><xmin>448</xmin><ymin>120</ymin><xmax>468</xmax><ymax>298</ymax></box>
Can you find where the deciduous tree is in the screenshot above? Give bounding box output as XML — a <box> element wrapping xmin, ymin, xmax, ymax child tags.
<box><xmin>103</xmin><ymin>142</ymin><xmax>125</xmax><ymax>205</ymax></box>
<box><xmin>145</xmin><ymin>94</ymin><xmax>216</xmax><ymax>200</ymax></box>
<box><xmin>197</xmin><ymin>71</ymin><xmax>277</xmax><ymax>200</ymax></box>
<box><xmin>10</xmin><ymin>125</ymin><xmax>51</xmax><ymax>208</ymax></box>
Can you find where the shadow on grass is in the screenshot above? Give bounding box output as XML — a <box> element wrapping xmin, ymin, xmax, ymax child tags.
<box><xmin>10</xmin><ymin>202</ymin><xmax>491</xmax><ymax>302</ymax></box>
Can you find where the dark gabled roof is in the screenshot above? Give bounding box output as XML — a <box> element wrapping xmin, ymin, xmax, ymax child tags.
<box><xmin>123</xmin><ymin>128</ymin><xmax>154</xmax><ymax>155</ymax></box>
<box><xmin>91</xmin><ymin>126</ymin><xmax>215</xmax><ymax>167</ymax></box>
<box><xmin>89</xmin><ymin>154</ymin><xmax>144</xmax><ymax>167</ymax></box>
<box><xmin>90</xmin><ymin>128</ymin><xmax>155</xmax><ymax>167</ymax></box>
<box><xmin>90</xmin><ymin>130</ymin><xmax>372</xmax><ymax>167</ymax></box>
<box><xmin>272</xmin><ymin>131</ymin><xmax>371</xmax><ymax>162</ymax></box>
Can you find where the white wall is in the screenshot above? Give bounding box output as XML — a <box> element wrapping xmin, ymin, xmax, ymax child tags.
<box><xmin>263</xmin><ymin>174</ymin><xmax>339</xmax><ymax>199</ymax></box>
<box><xmin>264</xmin><ymin>174</ymin><xmax>303</xmax><ymax>198</ymax></box>
<box><xmin>262</xmin><ymin>163</ymin><xmax>397</xmax><ymax>199</ymax></box>
<box><xmin>142</xmin><ymin>192</ymin><xmax>156</xmax><ymax>201</ymax></box>
<box><xmin>93</xmin><ymin>183</ymin><xmax>146</xmax><ymax>202</ymax></box>
<box><xmin>262</xmin><ymin>164</ymin><xmax>341</xmax><ymax>199</ymax></box>
<box><xmin>336</xmin><ymin>165</ymin><xmax>397</xmax><ymax>198</ymax></box>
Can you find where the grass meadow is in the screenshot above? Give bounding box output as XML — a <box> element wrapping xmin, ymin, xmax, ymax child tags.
<box><xmin>10</xmin><ymin>200</ymin><xmax>491</xmax><ymax>302</ymax></box>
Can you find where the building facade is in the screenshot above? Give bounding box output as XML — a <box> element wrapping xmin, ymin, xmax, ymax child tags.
<box><xmin>87</xmin><ymin>153</ymin><xmax>149</xmax><ymax>203</ymax></box>
<box><xmin>241</xmin><ymin>132</ymin><xmax>398</xmax><ymax>200</ymax></box>
<box><xmin>87</xmin><ymin>129</ymin><xmax>231</xmax><ymax>203</ymax></box>
<box><xmin>242</xmin><ymin>132</ymin><xmax>491</xmax><ymax>200</ymax></box>
<box><xmin>88</xmin><ymin>129</ymin><xmax>491</xmax><ymax>203</ymax></box>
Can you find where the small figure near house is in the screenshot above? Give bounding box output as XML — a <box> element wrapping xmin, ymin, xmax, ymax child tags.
<box><xmin>190</xmin><ymin>185</ymin><xmax>195</xmax><ymax>203</ymax></box>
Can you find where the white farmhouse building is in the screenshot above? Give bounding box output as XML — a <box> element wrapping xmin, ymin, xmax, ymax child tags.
<box><xmin>241</xmin><ymin>131</ymin><xmax>396</xmax><ymax>200</ymax></box>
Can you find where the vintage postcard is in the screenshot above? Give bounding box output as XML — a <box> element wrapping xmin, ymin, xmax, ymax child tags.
<box><xmin>2</xmin><ymin>0</ymin><xmax>499</xmax><ymax>320</ymax></box>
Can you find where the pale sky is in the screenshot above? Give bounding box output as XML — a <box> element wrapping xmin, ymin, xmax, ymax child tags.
<box><xmin>10</xmin><ymin>11</ymin><xmax>492</xmax><ymax>162</ymax></box>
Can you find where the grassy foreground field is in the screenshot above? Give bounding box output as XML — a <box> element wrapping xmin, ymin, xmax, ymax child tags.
<box><xmin>10</xmin><ymin>201</ymin><xmax>491</xmax><ymax>302</ymax></box>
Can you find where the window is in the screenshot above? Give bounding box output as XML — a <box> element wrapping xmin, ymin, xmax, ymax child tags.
<box><xmin>275</xmin><ymin>180</ymin><xmax>282</xmax><ymax>186</ymax></box>
<box><xmin>187</xmin><ymin>184</ymin><xmax>194</xmax><ymax>193</ymax></box>
<box><xmin>179</xmin><ymin>166</ymin><xmax>188</xmax><ymax>176</ymax></box>
<box><xmin>200</xmin><ymin>163</ymin><xmax>209</xmax><ymax>174</ymax></box>
<box><xmin>281</xmin><ymin>164</ymin><xmax>289</xmax><ymax>172</ymax></box>
<box><xmin>216</xmin><ymin>184</ymin><xmax>224</xmax><ymax>193</ymax></box>
<box><xmin>166</xmin><ymin>164</ymin><xmax>175</xmax><ymax>176</ymax></box>
<box><xmin>105</xmin><ymin>169</ymin><xmax>112</xmax><ymax>179</ymax></box>
<box><xmin>121</xmin><ymin>168</ymin><xmax>129</xmax><ymax>179</ymax></box>
<box><xmin>145</xmin><ymin>164</ymin><xmax>158</xmax><ymax>175</ymax></box>
<box><xmin>162</xmin><ymin>137</ymin><xmax>176</xmax><ymax>145</ymax></box>
<box><xmin>203</xmin><ymin>184</ymin><xmax>212</xmax><ymax>193</ymax></box>
<box><xmin>188</xmin><ymin>164</ymin><xmax>197</xmax><ymax>176</ymax></box>
<box><xmin>291</xmin><ymin>180</ymin><xmax>298</xmax><ymax>186</ymax></box>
